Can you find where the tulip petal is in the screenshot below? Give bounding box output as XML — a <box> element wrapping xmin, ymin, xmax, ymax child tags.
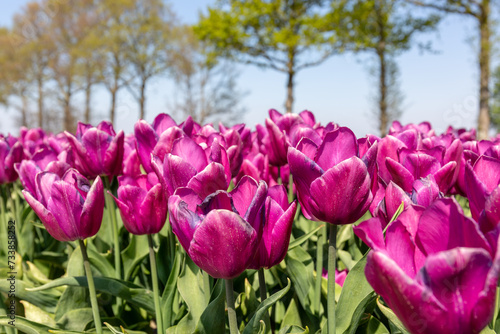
<box><xmin>433</xmin><ymin>161</ymin><xmax>457</xmax><ymax>193</ymax></box>
<box><xmin>189</xmin><ymin>209</ymin><xmax>258</xmax><ymax>279</ymax></box>
<box><xmin>366</xmin><ymin>251</ymin><xmax>450</xmax><ymax>334</ymax></box>
<box><xmin>315</xmin><ymin>127</ymin><xmax>357</xmax><ymax>171</ymax></box>
<box><xmin>172</xmin><ymin>137</ymin><xmax>208</xmax><ymax>173</ymax></box>
<box><xmin>47</xmin><ymin>181</ymin><xmax>83</xmax><ymax>240</ymax></box>
<box><xmin>353</xmin><ymin>217</ymin><xmax>385</xmax><ymax>250</ymax></box>
<box><xmin>416</xmin><ymin>198</ymin><xmax>491</xmax><ymax>256</ymax></box>
<box><xmin>385</xmin><ymin>157</ymin><xmax>414</xmax><ymax>193</ymax></box>
<box><xmin>80</xmin><ymin>176</ymin><xmax>104</xmax><ymax>240</ymax></box>
<box><xmin>473</xmin><ymin>155</ymin><xmax>500</xmax><ymax>193</ymax></box>
<box><xmin>169</xmin><ymin>194</ymin><xmax>201</xmax><ymax>251</ymax></box>
<box><xmin>187</xmin><ymin>162</ymin><xmax>228</xmax><ymax>199</ymax></box>
<box><xmin>162</xmin><ymin>154</ymin><xmax>197</xmax><ymax>197</ymax></box>
<box><xmin>135</xmin><ymin>120</ymin><xmax>159</xmax><ymax>172</ymax></box>
<box><xmin>310</xmin><ymin>156</ymin><xmax>372</xmax><ymax>224</ymax></box>
<box><xmin>22</xmin><ymin>190</ymin><xmax>71</xmax><ymax>242</ymax></box>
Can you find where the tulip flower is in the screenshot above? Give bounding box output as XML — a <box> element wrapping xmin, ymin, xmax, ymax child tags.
<box><xmin>111</xmin><ymin>174</ymin><xmax>167</xmax><ymax>235</ymax></box>
<box><xmin>22</xmin><ymin>168</ymin><xmax>104</xmax><ymax>242</ymax></box>
<box><xmin>354</xmin><ymin>198</ymin><xmax>499</xmax><ymax>334</ymax></box>
<box><xmin>288</xmin><ymin>127</ymin><xmax>374</xmax><ymax>225</ymax></box>
<box><xmin>152</xmin><ymin>136</ymin><xmax>231</xmax><ymax>200</ymax></box>
<box><xmin>248</xmin><ymin>184</ymin><xmax>297</xmax><ymax>270</ymax></box>
<box><xmin>22</xmin><ymin>168</ymin><xmax>105</xmax><ymax>333</ymax></box>
<box><xmin>65</xmin><ymin>121</ymin><xmax>124</xmax><ymax>178</ymax></box>
<box><xmin>169</xmin><ymin>176</ymin><xmax>266</xmax><ymax>279</ymax></box>
<box><xmin>0</xmin><ymin>135</ymin><xmax>24</xmax><ymax>184</ymax></box>
<box><xmin>465</xmin><ymin>155</ymin><xmax>500</xmax><ymax>236</ymax></box>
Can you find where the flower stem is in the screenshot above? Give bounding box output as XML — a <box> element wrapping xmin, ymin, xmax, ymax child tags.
<box><xmin>287</xmin><ymin>174</ymin><xmax>294</xmax><ymax>203</ymax></box>
<box><xmin>327</xmin><ymin>224</ymin><xmax>337</xmax><ymax>334</ymax></box>
<box><xmin>79</xmin><ymin>239</ymin><xmax>102</xmax><ymax>334</ymax></box>
<box><xmin>203</xmin><ymin>270</ymin><xmax>211</xmax><ymax>305</ymax></box>
<box><xmin>148</xmin><ymin>234</ymin><xmax>164</xmax><ymax>334</ymax></box>
<box><xmin>314</xmin><ymin>223</ymin><xmax>325</xmax><ymax>316</ymax></box>
<box><xmin>104</xmin><ymin>177</ymin><xmax>121</xmax><ymax>300</ymax></box>
<box><xmin>225</xmin><ymin>279</ymin><xmax>238</xmax><ymax>334</ymax></box>
<box><xmin>258</xmin><ymin>268</ymin><xmax>273</xmax><ymax>333</ymax></box>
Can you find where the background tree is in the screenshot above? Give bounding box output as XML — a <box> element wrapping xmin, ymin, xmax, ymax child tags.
<box><xmin>406</xmin><ymin>0</ymin><xmax>493</xmax><ymax>139</ymax></box>
<box><xmin>490</xmin><ymin>65</ymin><xmax>500</xmax><ymax>130</ymax></box>
<box><xmin>333</xmin><ymin>0</ymin><xmax>438</xmax><ymax>136</ymax></box>
<box><xmin>123</xmin><ymin>0</ymin><xmax>175</xmax><ymax>120</ymax></box>
<box><xmin>170</xmin><ymin>25</ymin><xmax>246</xmax><ymax>125</ymax></box>
<box><xmin>195</xmin><ymin>0</ymin><xmax>341</xmax><ymax>114</ymax></box>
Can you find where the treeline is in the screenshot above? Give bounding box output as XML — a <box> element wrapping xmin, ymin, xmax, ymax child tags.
<box><xmin>0</xmin><ymin>0</ymin><xmax>245</xmax><ymax>133</ymax></box>
<box><xmin>0</xmin><ymin>0</ymin><xmax>497</xmax><ymax>138</ymax></box>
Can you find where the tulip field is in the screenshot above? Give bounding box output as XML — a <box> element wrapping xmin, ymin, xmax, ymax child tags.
<box><xmin>1</xmin><ymin>109</ymin><xmax>500</xmax><ymax>334</ymax></box>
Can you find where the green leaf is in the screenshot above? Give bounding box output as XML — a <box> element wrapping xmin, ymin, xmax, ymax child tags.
<box><xmin>479</xmin><ymin>326</ymin><xmax>497</xmax><ymax>334</ymax></box>
<box><xmin>0</xmin><ymin>316</ymin><xmax>78</xmax><ymax>334</ymax></box>
<box><xmin>288</xmin><ymin>224</ymin><xmax>324</xmax><ymax>251</ymax></box>
<box><xmin>27</xmin><ymin>276</ymin><xmax>155</xmax><ymax>314</ymax></box>
<box><xmin>0</xmin><ymin>279</ymin><xmax>58</xmax><ymax>313</ymax></box>
<box><xmin>366</xmin><ymin>316</ymin><xmax>389</xmax><ymax>334</ymax></box>
<box><xmin>170</xmin><ymin>257</ymin><xmax>209</xmax><ymax>334</ymax></box>
<box><xmin>335</xmin><ymin>253</ymin><xmax>376</xmax><ymax>334</ymax></box>
<box><xmin>19</xmin><ymin>300</ymin><xmax>56</xmax><ymax>327</ymax></box>
<box><xmin>376</xmin><ymin>298</ymin><xmax>410</xmax><ymax>334</ymax></box>
<box><xmin>56</xmin><ymin>307</ymin><xmax>94</xmax><ymax>331</ymax></box>
<box><xmin>194</xmin><ymin>279</ymin><xmax>225</xmax><ymax>334</ymax></box>
<box><xmin>280</xmin><ymin>297</ymin><xmax>303</xmax><ymax>330</ymax></box>
<box><xmin>243</xmin><ymin>278</ymin><xmax>291</xmax><ymax>334</ymax></box>
<box><xmin>121</xmin><ymin>234</ymin><xmax>149</xmax><ymax>281</ymax></box>
<box><xmin>161</xmin><ymin>246</ymin><xmax>183</xmax><ymax>327</ymax></box>
<box><xmin>278</xmin><ymin>325</ymin><xmax>309</xmax><ymax>333</ymax></box>
<box><xmin>285</xmin><ymin>247</ymin><xmax>314</xmax><ymax>313</ymax></box>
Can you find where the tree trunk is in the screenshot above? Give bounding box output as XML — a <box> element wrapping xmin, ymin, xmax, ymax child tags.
<box><xmin>21</xmin><ymin>94</ymin><xmax>28</xmax><ymax>127</ymax></box>
<box><xmin>84</xmin><ymin>71</ymin><xmax>92</xmax><ymax>124</ymax></box>
<box><xmin>285</xmin><ymin>49</ymin><xmax>295</xmax><ymax>114</ymax></box>
<box><xmin>110</xmin><ymin>87</ymin><xmax>117</xmax><ymax>125</ymax></box>
<box><xmin>477</xmin><ymin>0</ymin><xmax>490</xmax><ymax>140</ymax></box>
<box><xmin>63</xmin><ymin>94</ymin><xmax>73</xmax><ymax>133</ymax></box>
<box><xmin>378</xmin><ymin>49</ymin><xmax>388</xmax><ymax>137</ymax></box>
<box><xmin>37</xmin><ymin>75</ymin><xmax>43</xmax><ymax>128</ymax></box>
<box><xmin>139</xmin><ymin>78</ymin><xmax>146</xmax><ymax>120</ymax></box>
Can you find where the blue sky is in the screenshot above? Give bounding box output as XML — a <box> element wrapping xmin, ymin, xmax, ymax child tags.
<box><xmin>0</xmin><ymin>0</ymin><xmax>489</xmax><ymax>137</ymax></box>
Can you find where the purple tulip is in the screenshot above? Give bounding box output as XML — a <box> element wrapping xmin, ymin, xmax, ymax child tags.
<box><xmin>248</xmin><ymin>184</ymin><xmax>297</xmax><ymax>269</ymax></box>
<box><xmin>0</xmin><ymin>135</ymin><xmax>24</xmax><ymax>184</ymax></box>
<box><xmin>168</xmin><ymin>176</ymin><xmax>267</xmax><ymax>279</ymax></box>
<box><xmin>22</xmin><ymin>168</ymin><xmax>104</xmax><ymax>242</ymax></box>
<box><xmin>122</xmin><ymin>134</ymin><xmax>141</xmax><ymax>177</ymax></box>
<box><xmin>152</xmin><ymin>136</ymin><xmax>231</xmax><ymax>199</ymax></box>
<box><xmin>465</xmin><ymin>155</ymin><xmax>500</xmax><ymax>235</ymax></box>
<box><xmin>288</xmin><ymin>127</ymin><xmax>374</xmax><ymax>225</ymax></box>
<box><xmin>65</xmin><ymin>121</ymin><xmax>124</xmax><ymax>178</ymax></box>
<box><xmin>354</xmin><ymin>198</ymin><xmax>500</xmax><ymax>334</ymax></box>
<box><xmin>111</xmin><ymin>174</ymin><xmax>167</xmax><ymax>235</ymax></box>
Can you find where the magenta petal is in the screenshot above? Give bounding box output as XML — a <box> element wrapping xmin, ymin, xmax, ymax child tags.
<box><xmin>104</xmin><ymin>130</ymin><xmax>124</xmax><ymax>176</ymax></box>
<box><xmin>16</xmin><ymin>160</ymin><xmax>40</xmax><ymax>196</ymax></box>
<box><xmin>22</xmin><ymin>190</ymin><xmax>71</xmax><ymax>242</ymax></box>
<box><xmin>134</xmin><ymin>120</ymin><xmax>158</xmax><ymax>172</ymax></box>
<box><xmin>315</xmin><ymin>127</ymin><xmax>358</xmax><ymax>171</ymax></box>
<box><xmin>295</xmin><ymin>137</ymin><xmax>319</xmax><ymax>161</ymax></box>
<box><xmin>385</xmin><ymin>220</ymin><xmax>418</xmax><ymax>277</ymax></box>
<box><xmin>416</xmin><ymin>198</ymin><xmax>491</xmax><ymax>256</ymax></box>
<box><xmin>47</xmin><ymin>181</ymin><xmax>83</xmax><ymax>240</ymax></box>
<box><xmin>138</xmin><ymin>184</ymin><xmax>167</xmax><ymax>234</ymax></box>
<box><xmin>473</xmin><ymin>155</ymin><xmax>500</xmax><ymax>193</ymax></box>
<box><xmin>267</xmin><ymin>184</ymin><xmax>289</xmax><ymax>209</ymax></box>
<box><xmin>289</xmin><ymin>123</ymin><xmax>322</xmax><ymax>147</ymax></box>
<box><xmin>484</xmin><ymin>186</ymin><xmax>500</xmax><ymax>233</ymax></box>
<box><xmin>411</xmin><ymin>176</ymin><xmax>440</xmax><ymax>207</ymax></box>
<box><xmin>162</xmin><ymin>154</ymin><xmax>197</xmax><ymax>197</ymax></box>
<box><xmin>377</xmin><ymin>135</ymin><xmax>408</xmax><ymax>183</ymax></box>
<box><xmin>79</xmin><ymin>176</ymin><xmax>104</xmax><ymax>239</ymax></box>
<box><xmin>189</xmin><ymin>209</ymin><xmax>258</xmax><ymax>279</ymax></box>
<box><xmin>465</xmin><ymin>161</ymin><xmax>488</xmax><ymax>221</ymax></box>
<box><xmin>152</xmin><ymin>113</ymin><xmax>177</xmax><ymax>134</ymax></box>
<box><xmin>231</xmin><ymin>176</ymin><xmax>267</xmax><ymax>223</ymax></box>
<box><xmin>172</xmin><ymin>137</ymin><xmax>208</xmax><ymax>173</ymax></box>
<box><xmin>433</xmin><ymin>161</ymin><xmax>457</xmax><ymax>193</ymax></box>
<box><xmin>366</xmin><ymin>251</ymin><xmax>449</xmax><ymax>334</ymax></box>
<box><xmin>385</xmin><ymin>157</ymin><xmax>414</xmax><ymax>192</ymax></box>
<box><xmin>36</xmin><ymin>172</ymin><xmax>60</xmax><ymax>206</ymax></box>
<box><xmin>385</xmin><ymin>181</ymin><xmax>412</xmax><ymax>220</ymax></box>
<box><xmin>310</xmin><ymin>156</ymin><xmax>372</xmax><ymax>224</ymax></box>
<box><xmin>416</xmin><ymin>248</ymin><xmax>494</xmax><ymax>333</ymax></box>
<box><xmin>153</xmin><ymin>126</ymin><xmax>185</xmax><ymax>162</ymax></box>
<box><xmin>353</xmin><ymin>217</ymin><xmax>385</xmax><ymax>250</ymax></box>
<box><xmin>168</xmin><ymin>194</ymin><xmax>201</xmax><ymax>251</ymax></box>
<box><xmin>299</xmin><ymin>110</ymin><xmax>316</xmax><ymax>126</ymax></box>
<box><xmin>187</xmin><ymin>162</ymin><xmax>228</xmax><ymax>199</ymax></box>
<box><xmin>80</xmin><ymin>128</ymin><xmax>112</xmax><ymax>175</ymax></box>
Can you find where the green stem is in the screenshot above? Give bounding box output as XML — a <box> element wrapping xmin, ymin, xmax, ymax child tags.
<box><xmin>225</xmin><ymin>279</ymin><xmax>238</xmax><ymax>334</ymax></box>
<box><xmin>258</xmin><ymin>268</ymin><xmax>273</xmax><ymax>333</ymax></box>
<box><xmin>203</xmin><ymin>270</ymin><xmax>211</xmax><ymax>305</ymax></box>
<box><xmin>104</xmin><ymin>178</ymin><xmax>121</xmax><ymax>277</ymax></box>
<box><xmin>327</xmin><ymin>224</ymin><xmax>337</xmax><ymax>334</ymax></box>
<box><xmin>0</xmin><ymin>186</ymin><xmax>8</xmax><ymax>258</ymax></box>
<box><xmin>79</xmin><ymin>239</ymin><xmax>102</xmax><ymax>334</ymax></box>
<box><xmin>314</xmin><ymin>223</ymin><xmax>325</xmax><ymax>316</ymax></box>
<box><xmin>287</xmin><ymin>174</ymin><xmax>294</xmax><ymax>203</ymax></box>
<box><xmin>148</xmin><ymin>235</ymin><xmax>164</xmax><ymax>334</ymax></box>
<box><xmin>277</xmin><ymin>166</ymin><xmax>282</xmax><ymax>185</ymax></box>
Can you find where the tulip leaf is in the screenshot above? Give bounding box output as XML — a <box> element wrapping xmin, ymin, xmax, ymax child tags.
<box><xmin>288</xmin><ymin>224</ymin><xmax>324</xmax><ymax>251</ymax></box>
<box><xmin>243</xmin><ymin>278</ymin><xmax>291</xmax><ymax>334</ymax></box>
<box><xmin>121</xmin><ymin>234</ymin><xmax>149</xmax><ymax>281</ymax></box>
<box><xmin>279</xmin><ymin>325</ymin><xmax>309</xmax><ymax>333</ymax></box>
<box><xmin>0</xmin><ymin>315</ymin><xmax>77</xmax><ymax>334</ymax></box>
<box><xmin>0</xmin><ymin>279</ymin><xmax>58</xmax><ymax>313</ymax></box>
<box><xmin>335</xmin><ymin>253</ymin><xmax>376</xmax><ymax>334</ymax></box>
<box><xmin>365</xmin><ymin>316</ymin><xmax>389</xmax><ymax>334</ymax></box>
<box><xmin>285</xmin><ymin>247</ymin><xmax>315</xmax><ymax>313</ymax></box>
<box><xmin>376</xmin><ymin>297</ymin><xmax>410</xmax><ymax>334</ymax></box>
<box><xmin>194</xmin><ymin>279</ymin><xmax>225</xmax><ymax>334</ymax></box>
<box><xmin>479</xmin><ymin>327</ymin><xmax>496</xmax><ymax>334</ymax></box>
<box><xmin>19</xmin><ymin>300</ymin><xmax>57</xmax><ymax>327</ymax></box>
<box><xmin>27</xmin><ymin>276</ymin><xmax>155</xmax><ymax>314</ymax></box>
<box><xmin>161</xmin><ymin>246</ymin><xmax>183</xmax><ymax>327</ymax></box>
<box><xmin>280</xmin><ymin>297</ymin><xmax>303</xmax><ymax>329</ymax></box>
